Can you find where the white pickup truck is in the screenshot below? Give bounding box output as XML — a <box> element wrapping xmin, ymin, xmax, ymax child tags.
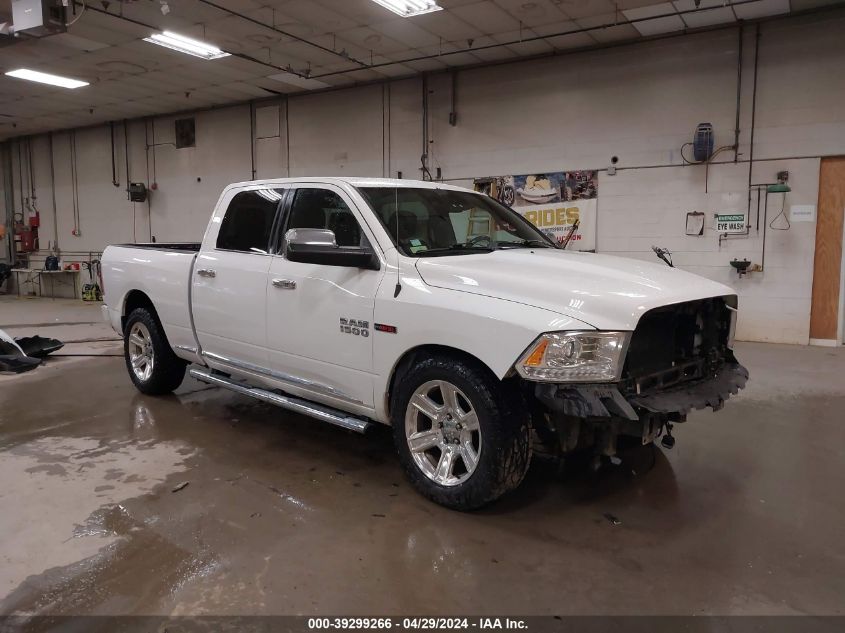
<box><xmin>102</xmin><ymin>177</ymin><xmax>747</xmax><ymax>510</ymax></box>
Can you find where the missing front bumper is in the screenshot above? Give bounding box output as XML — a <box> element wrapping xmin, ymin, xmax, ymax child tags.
<box><xmin>534</xmin><ymin>362</ymin><xmax>749</xmax><ymax>421</ymax></box>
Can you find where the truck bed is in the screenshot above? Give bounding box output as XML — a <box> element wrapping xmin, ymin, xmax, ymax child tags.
<box><xmin>101</xmin><ymin>243</ymin><xmax>200</xmax><ymax>359</ymax></box>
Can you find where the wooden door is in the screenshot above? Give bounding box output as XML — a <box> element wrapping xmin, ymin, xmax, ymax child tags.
<box><xmin>809</xmin><ymin>157</ymin><xmax>845</xmax><ymax>343</ymax></box>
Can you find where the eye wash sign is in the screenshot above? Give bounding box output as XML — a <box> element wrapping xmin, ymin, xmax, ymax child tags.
<box><xmin>716</xmin><ymin>213</ymin><xmax>746</xmax><ymax>234</ymax></box>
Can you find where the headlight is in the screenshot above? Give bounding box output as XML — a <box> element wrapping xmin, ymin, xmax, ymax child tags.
<box><xmin>515</xmin><ymin>331</ymin><xmax>631</xmax><ymax>383</ymax></box>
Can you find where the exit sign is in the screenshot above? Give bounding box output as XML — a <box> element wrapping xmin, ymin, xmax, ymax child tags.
<box><xmin>716</xmin><ymin>213</ymin><xmax>746</xmax><ymax>233</ymax></box>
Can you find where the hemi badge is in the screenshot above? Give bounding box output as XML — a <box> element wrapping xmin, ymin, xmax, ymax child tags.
<box><xmin>374</xmin><ymin>323</ymin><xmax>397</xmax><ymax>334</ymax></box>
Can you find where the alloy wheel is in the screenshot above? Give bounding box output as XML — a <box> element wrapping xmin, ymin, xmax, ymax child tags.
<box><xmin>404</xmin><ymin>380</ymin><xmax>482</xmax><ymax>486</ymax></box>
<box><xmin>127</xmin><ymin>321</ymin><xmax>155</xmax><ymax>382</ymax></box>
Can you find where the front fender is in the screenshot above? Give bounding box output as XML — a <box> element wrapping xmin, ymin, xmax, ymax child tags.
<box><xmin>372</xmin><ymin>282</ymin><xmax>593</xmax><ymax>423</ymax></box>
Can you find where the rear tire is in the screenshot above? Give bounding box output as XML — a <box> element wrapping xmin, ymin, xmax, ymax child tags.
<box><xmin>124</xmin><ymin>307</ymin><xmax>186</xmax><ymax>395</ymax></box>
<box><xmin>391</xmin><ymin>354</ymin><xmax>531</xmax><ymax>511</ymax></box>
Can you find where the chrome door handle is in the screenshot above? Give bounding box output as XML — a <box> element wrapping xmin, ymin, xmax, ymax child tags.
<box><xmin>272</xmin><ymin>278</ymin><xmax>296</xmax><ymax>289</ymax></box>
<box><xmin>196</xmin><ymin>268</ymin><xmax>216</xmax><ymax>278</ymax></box>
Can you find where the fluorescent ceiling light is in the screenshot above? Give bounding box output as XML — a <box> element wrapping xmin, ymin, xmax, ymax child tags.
<box><xmin>5</xmin><ymin>68</ymin><xmax>89</xmax><ymax>89</ymax></box>
<box><xmin>369</xmin><ymin>0</ymin><xmax>442</xmax><ymax>18</ymax></box>
<box><xmin>143</xmin><ymin>31</ymin><xmax>230</xmax><ymax>60</ymax></box>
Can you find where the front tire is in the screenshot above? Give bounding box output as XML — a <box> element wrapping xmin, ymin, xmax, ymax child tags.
<box><xmin>124</xmin><ymin>307</ymin><xmax>186</xmax><ymax>395</ymax></box>
<box><xmin>391</xmin><ymin>355</ymin><xmax>531</xmax><ymax>510</ymax></box>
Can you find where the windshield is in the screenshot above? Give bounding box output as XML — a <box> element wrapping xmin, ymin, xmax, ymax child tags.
<box><xmin>357</xmin><ymin>187</ymin><xmax>556</xmax><ymax>256</ymax></box>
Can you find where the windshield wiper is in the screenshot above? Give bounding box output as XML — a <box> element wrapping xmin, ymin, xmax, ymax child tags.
<box><xmin>496</xmin><ymin>239</ymin><xmax>555</xmax><ymax>249</ymax></box>
<box><xmin>415</xmin><ymin>245</ymin><xmax>494</xmax><ymax>257</ymax></box>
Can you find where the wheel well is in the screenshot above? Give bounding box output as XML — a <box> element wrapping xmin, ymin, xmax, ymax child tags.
<box><xmin>386</xmin><ymin>344</ymin><xmax>500</xmax><ymax>417</ymax></box>
<box><xmin>121</xmin><ymin>290</ymin><xmax>157</xmax><ymax>333</ymax></box>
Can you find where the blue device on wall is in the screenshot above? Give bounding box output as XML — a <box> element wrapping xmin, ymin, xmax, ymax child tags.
<box><xmin>693</xmin><ymin>123</ymin><xmax>714</xmax><ymax>161</ymax></box>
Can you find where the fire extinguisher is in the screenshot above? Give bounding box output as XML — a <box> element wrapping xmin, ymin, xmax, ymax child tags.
<box><xmin>19</xmin><ymin>230</ymin><xmax>35</xmax><ymax>252</ymax></box>
<box><xmin>29</xmin><ymin>210</ymin><xmax>40</xmax><ymax>228</ymax></box>
<box><xmin>13</xmin><ymin>213</ymin><xmax>36</xmax><ymax>253</ymax></box>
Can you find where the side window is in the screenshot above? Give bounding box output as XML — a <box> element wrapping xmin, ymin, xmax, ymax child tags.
<box><xmin>286</xmin><ymin>188</ymin><xmax>365</xmax><ymax>248</ymax></box>
<box><xmin>216</xmin><ymin>189</ymin><xmax>283</xmax><ymax>253</ymax></box>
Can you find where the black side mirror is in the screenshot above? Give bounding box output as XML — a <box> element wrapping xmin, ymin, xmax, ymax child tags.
<box><xmin>285</xmin><ymin>229</ymin><xmax>379</xmax><ymax>270</ymax></box>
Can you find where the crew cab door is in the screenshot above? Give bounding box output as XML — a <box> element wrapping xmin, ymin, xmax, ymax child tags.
<box><xmin>191</xmin><ymin>186</ymin><xmax>286</xmax><ymax>369</ymax></box>
<box><xmin>265</xmin><ymin>184</ymin><xmax>385</xmax><ymax>410</ymax></box>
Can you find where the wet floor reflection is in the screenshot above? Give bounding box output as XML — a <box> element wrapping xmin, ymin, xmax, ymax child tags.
<box><xmin>2</xmin><ymin>353</ymin><xmax>845</xmax><ymax>616</ymax></box>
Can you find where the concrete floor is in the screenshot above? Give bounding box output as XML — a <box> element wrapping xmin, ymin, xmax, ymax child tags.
<box><xmin>1</xmin><ymin>296</ymin><xmax>844</xmax><ymax>616</ymax></box>
<box><xmin>1</xmin><ymin>296</ymin><xmax>119</xmax><ymax>359</ymax></box>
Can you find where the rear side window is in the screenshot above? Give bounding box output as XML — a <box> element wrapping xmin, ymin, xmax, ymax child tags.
<box><xmin>216</xmin><ymin>189</ymin><xmax>283</xmax><ymax>253</ymax></box>
<box><xmin>286</xmin><ymin>188</ymin><xmax>365</xmax><ymax>247</ymax></box>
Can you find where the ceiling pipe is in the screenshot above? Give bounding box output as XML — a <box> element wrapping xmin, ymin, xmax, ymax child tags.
<box><xmin>745</xmin><ymin>23</ymin><xmax>761</xmax><ymax>239</ymax></box>
<box><xmin>27</xmin><ymin>137</ymin><xmax>35</xmax><ymax>200</ymax></box>
<box><xmin>310</xmin><ymin>0</ymin><xmax>808</xmax><ymax>79</ymax></box>
<box><xmin>124</xmin><ymin>119</ymin><xmax>130</xmax><ymax>194</ymax></box>
<box><xmin>249</xmin><ymin>103</ymin><xmax>257</xmax><ymax>180</ymax></box>
<box><xmin>1</xmin><ymin>143</ymin><xmax>16</xmax><ymax>262</ymax></box>
<box><xmin>733</xmin><ymin>23</ymin><xmax>743</xmax><ymax>163</ymax></box>
<box><xmin>78</xmin><ymin>0</ymin><xmax>823</xmax><ymax>83</ymax></box>
<box><xmin>17</xmin><ymin>140</ymin><xmax>25</xmax><ymax>214</ymax></box>
<box><xmin>110</xmin><ymin>121</ymin><xmax>120</xmax><ymax>187</ymax></box>
<box><xmin>78</xmin><ymin>3</ymin><xmax>312</xmax><ymax>80</ymax></box>
<box><xmin>421</xmin><ymin>75</ymin><xmax>430</xmax><ymax>181</ymax></box>
<box><xmin>449</xmin><ymin>70</ymin><xmax>457</xmax><ymax>127</ymax></box>
<box><xmin>47</xmin><ymin>132</ymin><xmax>58</xmax><ymax>251</ymax></box>
<box><xmin>143</xmin><ymin>118</ymin><xmax>153</xmax><ymax>241</ymax></box>
<box><xmin>195</xmin><ymin>0</ymin><xmax>369</xmax><ymax>69</ymax></box>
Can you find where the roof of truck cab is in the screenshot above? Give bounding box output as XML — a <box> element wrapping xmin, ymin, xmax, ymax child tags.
<box><xmin>224</xmin><ymin>177</ymin><xmax>474</xmax><ymax>192</ymax></box>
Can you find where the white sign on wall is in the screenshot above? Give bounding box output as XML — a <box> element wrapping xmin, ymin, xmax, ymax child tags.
<box><xmin>715</xmin><ymin>213</ymin><xmax>747</xmax><ymax>234</ymax></box>
<box><xmin>790</xmin><ymin>205</ymin><xmax>816</xmax><ymax>222</ymax></box>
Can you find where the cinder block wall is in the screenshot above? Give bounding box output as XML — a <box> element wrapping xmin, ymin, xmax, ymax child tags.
<box><xmin>2</xmin><ymin>10</ymin><xmax>844</xmax><ymax>343</ymax></box>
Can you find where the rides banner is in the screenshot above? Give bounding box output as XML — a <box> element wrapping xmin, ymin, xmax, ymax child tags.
<box><xmin>473</xmin><ymin>170</ymin><xmax>598</xmax><ymax>251</ymax></box>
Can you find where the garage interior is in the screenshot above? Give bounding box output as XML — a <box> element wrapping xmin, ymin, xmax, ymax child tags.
<box><xmin>1</xmin><ymin>0</ymin><xmax>845</xmax><ymax>621</ymax></box>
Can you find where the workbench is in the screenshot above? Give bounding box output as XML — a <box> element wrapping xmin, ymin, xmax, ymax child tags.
<box><xmin>10</xmin><ymin>269</ymin><xmax>82</xmax><ymax>300</ymax></box>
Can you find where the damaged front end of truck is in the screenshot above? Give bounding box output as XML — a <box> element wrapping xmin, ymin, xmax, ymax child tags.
<box><xmin>521</xmin><ymin>295</ymin><xmax>749</xmax><ymax>459</ymax></box>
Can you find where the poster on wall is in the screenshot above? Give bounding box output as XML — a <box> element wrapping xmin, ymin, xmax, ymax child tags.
<box><xmin>473</xmin><ymin>170</ymin><xmax>597</xmax><ymax>250</ymax></box>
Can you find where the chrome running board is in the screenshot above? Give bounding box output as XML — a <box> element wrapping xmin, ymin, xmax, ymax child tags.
<box><xmin>189</xmin><ymin>368</ymin><xmax>372</xmax><ymax>434</ymax></box>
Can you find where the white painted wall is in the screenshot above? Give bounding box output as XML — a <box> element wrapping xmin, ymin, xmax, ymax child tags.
<box><xmin>146</xmin><ymin>108</ymin><xmax>253</xmax><ymax>241</ymax></box>
<box><xmin>2</xmin><ymin>10</ymin><xmax>844</xmax><ymax>343</ymax></box>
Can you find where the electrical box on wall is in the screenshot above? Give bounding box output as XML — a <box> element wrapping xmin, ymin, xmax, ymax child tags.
<box><xmin>175</xmin><ymin>118</ymin><xmax>196</xmax><ymax>148</ymax></box>
<box><xmin>128</xmin><ymin>183</ymin><xmax>148</xmax><ymax>202</ymax></box>
<box><xmin>693</xmin><ymin>123</ymin><xmax>714</xmax><ymax>161</ymax></box>
<box><xmin>11</xmin><ymin>0</ymin><xmax>66</xmax><ymax>37</ymax></box>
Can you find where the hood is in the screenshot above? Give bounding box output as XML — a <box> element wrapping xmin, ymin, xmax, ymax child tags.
<box><xmin>414</xmin><ymin>249</ymin><xmax>735</xmax><ymax>331</ymax></box>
